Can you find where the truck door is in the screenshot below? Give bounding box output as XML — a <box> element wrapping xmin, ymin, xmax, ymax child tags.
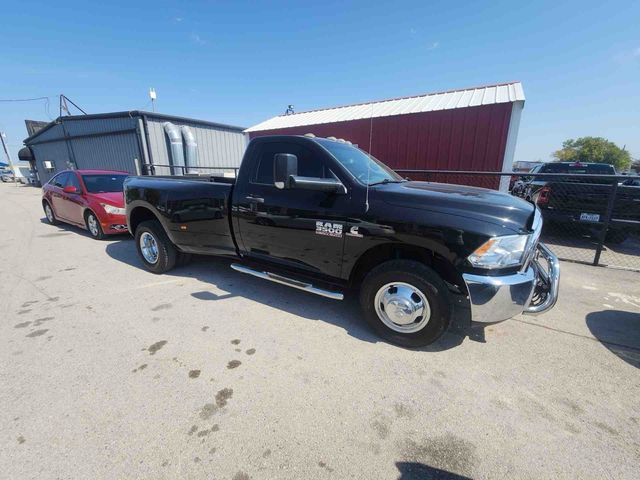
<box><xmin>234</xmin><ymin>140</ymin><xmax>350</xmax><ymax>278</ymax></box>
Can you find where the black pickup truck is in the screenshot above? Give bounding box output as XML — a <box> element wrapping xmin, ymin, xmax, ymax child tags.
<box><xmin>512</xmin><ymin>162</ymin><xmax>640</xmax><ymax>243</ymax></box>
<box><xmin>124</xmin><ymin>135</ymin><xmax>559</xmax><ymax>347</ymax></box>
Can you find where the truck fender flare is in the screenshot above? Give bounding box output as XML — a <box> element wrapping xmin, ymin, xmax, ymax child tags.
<box><xmin>127</xmin><ymin>201</ymin><xmax>166</xmax><ymax>234</ymax></box>
<box><xmin>347</xmin><ymin>242</ymin><xmax>459</xmax><ymax>288</ymax></box>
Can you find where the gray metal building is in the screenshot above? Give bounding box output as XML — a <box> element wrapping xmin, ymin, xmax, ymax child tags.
<box><xmin>23</xmin><ymin>111</ymin><xmax>247</xmax><ymax>184</ymax></box>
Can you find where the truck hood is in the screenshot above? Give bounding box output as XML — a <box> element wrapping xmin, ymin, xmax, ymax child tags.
<box><xmin>89</xmin><ymin>191</ymin><xmax>124</xmax><ymax>207</ymax></box>
<box><xmin>380</xmin><ymin>181</ymin><xmax>534</xmax><ymax>232</ymax></box>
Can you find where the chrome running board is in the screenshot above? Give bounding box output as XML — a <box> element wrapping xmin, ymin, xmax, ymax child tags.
<box><xmin>230</xmin><ymin>263</ymin><xmax>344</xmax><ymax>300</ymax></box>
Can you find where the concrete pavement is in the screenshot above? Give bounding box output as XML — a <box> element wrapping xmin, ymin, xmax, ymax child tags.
<box><xmin>1</xmin><ymin>182</ymin><xmax>639</xmax><ymax>479</ymax></box>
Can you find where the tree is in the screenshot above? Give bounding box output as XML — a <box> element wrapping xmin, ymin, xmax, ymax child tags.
<box><xmin>631</xmin><ymin>158</ymin><xmax>640</xmax><ymax>174</ymax></box>
<box><xmin>552</xmin><ymin>137</ymin><xmax>631</xmax><ymax>171</ymax></box>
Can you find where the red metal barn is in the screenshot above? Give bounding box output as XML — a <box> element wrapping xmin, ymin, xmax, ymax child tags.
<box><xmin>245</xmin><ymin>82</ymin><xmax>525</xmax><ymax>190</ymax></box>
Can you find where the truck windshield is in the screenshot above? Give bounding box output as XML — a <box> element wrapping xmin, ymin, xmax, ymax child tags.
<box><xmin>82</xmin><ymin>174</ymin><xmax>127</xmax><ymax>193</ymax></box>
<box><xmin>316</xmin><ymin>139</ymin><xmax>403</xmax><ymax>186</ymax></box>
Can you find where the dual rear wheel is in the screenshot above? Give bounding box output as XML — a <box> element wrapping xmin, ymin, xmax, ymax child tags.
<box><xmin>135</xmin><ymin>220</ymin><xmax>191</xmax><ymax>273</ymax></box>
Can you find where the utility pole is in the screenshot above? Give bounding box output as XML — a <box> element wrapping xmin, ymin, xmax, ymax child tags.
<box><xmin>0</xmin><ymin>132</ymin><xmax>17</xmax><ymax>186</ymax></box>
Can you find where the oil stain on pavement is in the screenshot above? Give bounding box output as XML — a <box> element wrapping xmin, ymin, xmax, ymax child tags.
<box><xmin>151</xmin><ymin>303</ymin><xmax>172</xmax><ymax>311</ymax></box>
<box><xmin>215</xmin><ymin>388</ymin><xmax>233</xmax><ymax>407</ymax></box>
<box><xmin>398</xmin><ymin>433</ymin><xmax>478</xmax><ymax>477</ymax></box>
<box><xmin>148</xmin><ymin>340</ymin><xmax>167</xmax><ymax>355</ymax></box>
<box><xmin>26</xmin><ymin>329</ymin><xmax>48</xmax><ymax>338</ymax></box>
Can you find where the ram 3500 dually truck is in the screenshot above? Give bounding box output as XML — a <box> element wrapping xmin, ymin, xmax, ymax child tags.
<box><xmin>124</xmin><ymin>135</ymin><xmax>559</xmax><ymax>347</ymax></box>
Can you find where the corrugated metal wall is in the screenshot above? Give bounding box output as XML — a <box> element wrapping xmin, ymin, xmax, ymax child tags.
<box><xmin>145</xmin><ymin>118</ymin><xmax>246</xmax><ymax>175</ymax></box>
<box><xmin>71</xmin><ymin>133</ymin><xmax>141</xmax><ymax>173</ymax></box>
<box><xmin>248</xmin><ymin>103</ymin><xmax>513</xmax><ymax>185</ymax></box>
<box><xmin>30</xmin><ymin>140</ymin><xmax>71</xmax><ymax>184</ymax></box>
<box><xmin>26</xmin><ymin>113</ymin><xmax>247</xmax><ymax>183</ymax></box>
<box><xmin>26</xmin><ymin>116</ymin><xmax>142</xmax><ymax>184</ymax></box>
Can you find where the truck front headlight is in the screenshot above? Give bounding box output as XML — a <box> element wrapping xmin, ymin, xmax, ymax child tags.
<box><xmin>467</xmin><ymin>234</ymin><xmax>528</xmax><ymax>269</ymax></box>
<box><xmin>101</xmin><ymin>203</ymin><xmax>126</xmax><ymax>215</ymax></box>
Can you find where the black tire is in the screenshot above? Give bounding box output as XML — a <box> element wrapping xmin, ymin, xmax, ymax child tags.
<box><xmin>177</xmin><ymin>252</ymin><xmax>192</xmax><ymax>267</ymax></box>
<box><xmin>135</xmin><ymin>220</ymin><xmax>177</xmax><ymax>274</ymax></box>
<box><xmin>43</xmin><ymin>201</ymin><xmax>59</xmax><ymax>225</ymax></box>
<box><xmin>605</xmin><ymin>229</ymin><xmax>628</xmax><ymax>245</ymax></box>
<box><xmin>359</xmin><ymin>260</ymin><xmax>451</xmax><ymax>348</ymax></box>
<box><xmin>84</xmin><ymin>211</ymin><xmax>105</xmax><ymax>240</ymax></box>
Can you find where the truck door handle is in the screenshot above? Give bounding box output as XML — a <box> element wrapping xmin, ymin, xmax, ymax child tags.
<box><xmin>246</xmin><ymin>196</ymin><xmax>264</xmax><ymax>203</ymax></box>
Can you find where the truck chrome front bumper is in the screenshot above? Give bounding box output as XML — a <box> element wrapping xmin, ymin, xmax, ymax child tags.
<box><xmin>462</xmin><ymin>243</ymin><xmax>560</xmax><ymax>323</ymax></box>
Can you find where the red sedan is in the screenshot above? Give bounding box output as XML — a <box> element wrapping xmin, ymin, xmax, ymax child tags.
<box><xmin>42</xmin><ymin>169</ymin><xmax>129</xmax><ymax>239</ymax></box>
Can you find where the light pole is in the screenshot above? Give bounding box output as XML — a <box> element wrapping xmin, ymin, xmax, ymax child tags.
<box><xmin>0</xmin><ymin>132</ymin><xmax>17</xmax><ymax>186</ymax></box>
<box><xmin>149</xmin><ymin>88</ymin><xmax>157</xmax><ymax>112</ymax></box>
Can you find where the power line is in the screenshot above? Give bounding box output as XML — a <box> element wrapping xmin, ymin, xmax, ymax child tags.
<box><xmin>0</xmin><ymin>95</ymin><xmax>54</xmax><ymax>120</ymax></box>
<box><xmin>0</xmin><ymin>96</ymin><xmax>51</xmax><ymax>102</ymax></box>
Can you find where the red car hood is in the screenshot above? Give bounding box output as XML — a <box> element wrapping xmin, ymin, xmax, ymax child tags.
<box><xmin>89</xmin><ymin>191</ymin><xmax>124</xmax><ymax>207</ymax></box>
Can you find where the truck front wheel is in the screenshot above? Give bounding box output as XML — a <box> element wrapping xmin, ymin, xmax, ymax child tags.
<box><xmin>135</xmin><ymin>220</ymin><xmax>177</xmax><ymax>274</ymax></box>
<box><xmin>359</xmin><ymin>260</ymin><xmax>451</xmax><ymax>347</ymax></box>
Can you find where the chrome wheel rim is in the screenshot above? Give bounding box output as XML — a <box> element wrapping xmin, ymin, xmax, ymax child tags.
<box><xmin>87</xmin><ymin>215</ymin><xmax>99</xmax><ymax>237</ymax></box>
<box><xmin>45</xmin><ymin>204</ymin><xmax>53</xmax><ymax>222</ymax></box>
<box><xmin>140</xmin><ymin>232</ymin><xmax>159</xmax><ymax>264</ymax></box>
<box><xmin>374</xmin><ymin>282</ymin><xmax>431</xmax><ymax>333</ymax></box>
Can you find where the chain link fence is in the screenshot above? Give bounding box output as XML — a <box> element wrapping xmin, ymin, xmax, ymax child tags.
<box><xmin>396</xmin><ymin>169</ymin><xmax>640</xmax><ymax>272</ymax></box>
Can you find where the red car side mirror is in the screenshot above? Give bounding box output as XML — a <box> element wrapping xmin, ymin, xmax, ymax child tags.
<box><xmin>63</xmin><ymin>185</ymin><xmax>78</xmax><ymax>194</ymax></box>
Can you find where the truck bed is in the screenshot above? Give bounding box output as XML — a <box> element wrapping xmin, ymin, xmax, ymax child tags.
<box><xmin>124</xmin><ymin>175</ymin><xmax>237</xmax><ymax>256</ymax></box>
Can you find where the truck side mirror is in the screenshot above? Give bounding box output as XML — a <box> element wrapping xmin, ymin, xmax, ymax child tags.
<box><xmin>289</xmin><ymin>176</ymin><xmax>347</xmax><ymax>194</ymax></box>
<box><xmin>274</xmin><ymin>153</ymin><xmax>298</xmax><ymax>189</ymax></box>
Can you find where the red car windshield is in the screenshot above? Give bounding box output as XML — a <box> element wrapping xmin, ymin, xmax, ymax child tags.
<box><xmin>81</xmin><ymin>174</ymin><xmax>127</xmax><ymax>193</ymax></box>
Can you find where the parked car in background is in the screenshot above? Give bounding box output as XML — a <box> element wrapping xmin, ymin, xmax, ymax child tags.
<box><xmin>1</xmin><ymin>170</ymin><xmax>15</xmax><ymax>182</ymax></box>
<box><xmin>17</xmin><ymin>171</ymin><xmax>37</xmax><ymax>185</ymax></box>
<box><xmin>512</xmin><ymin>162</ymin><xmax>640</xmax><ymax>243</ymax></box>
<box><xmin>620</xmin><ymin>177</ymin><xmax>640</xmax><ymax>187</ymax></box>
<box><xmin>42</xmin><ymin>169</ymin><xmax>129</xmax><ymax>239</ymax></box>
<box><xmin>124</xmin><ymin>135</ymin><xmax>559</xmax><ymax>347</ymax></box>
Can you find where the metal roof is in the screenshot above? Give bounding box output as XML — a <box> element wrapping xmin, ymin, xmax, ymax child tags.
<box><xmin>245</xmin><ymin>82</ymin><xmax>525</xmax><ymax>133</ymax></box>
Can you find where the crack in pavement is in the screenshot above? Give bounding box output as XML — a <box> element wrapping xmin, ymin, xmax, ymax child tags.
<box><xmin>512</xmin><ymin>318</ymin><xmax>640</xmax><ymax>353</ymax></box>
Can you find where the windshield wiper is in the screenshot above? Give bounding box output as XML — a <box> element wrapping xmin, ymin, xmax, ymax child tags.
<box><xmin>368</xmin><ymin>178</ymin><xmax>406</xmax><ymax>186</ymax></box>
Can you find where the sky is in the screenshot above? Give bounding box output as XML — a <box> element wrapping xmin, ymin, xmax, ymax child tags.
<box><xmin>1</xmin><ymin>0</ymin><xmax>638</xmax><ymax>164</ymax></box>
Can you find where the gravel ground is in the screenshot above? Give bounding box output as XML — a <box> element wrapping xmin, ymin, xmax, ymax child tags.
<box><xmin>1</xmin><ymin>182</ymin><xmax>639</xmax><ymax>480</ymax></box>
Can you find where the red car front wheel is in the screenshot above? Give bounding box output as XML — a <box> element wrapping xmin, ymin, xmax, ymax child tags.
<box><xmin>85</xmin><ymin>211</ymin><xmax>105</xmax><ymax>240</ymax></box>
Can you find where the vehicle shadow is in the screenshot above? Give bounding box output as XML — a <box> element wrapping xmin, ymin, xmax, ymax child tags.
<box><xmin>39</xmin><ymin>217</ymin><xmax>130</xmax><ymax>240</ymax></box>
<box><xmin>39</xmin><ymin>217</ymin><xmax>93</xmax><ymax>238</ymax></box>
<box><xmin>585</xmin><ymin>310</ymin><xmax>640</xmax><ymax>369</ymax></box>
<box><xmin>105</xmin><ymin>238</ymin><xmax>472</xmax><ymax>351</ymax></box>
<box><xmin>395</xmin><ymin>462</ymin><xmax>471</xmax><ymax>479</ymax></box>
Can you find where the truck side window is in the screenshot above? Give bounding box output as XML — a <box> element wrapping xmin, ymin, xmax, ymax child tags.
<box><xmin>253</xmin><ymin>143</ymin><xmax>328</xmax><ymax>185</ymax></box>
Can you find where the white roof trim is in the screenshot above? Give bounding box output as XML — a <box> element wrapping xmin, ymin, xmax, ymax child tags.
<box><xmin>246</xmin><ymin>82</ymin><xmax>525</xmax><ymax>133</ymax></box>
